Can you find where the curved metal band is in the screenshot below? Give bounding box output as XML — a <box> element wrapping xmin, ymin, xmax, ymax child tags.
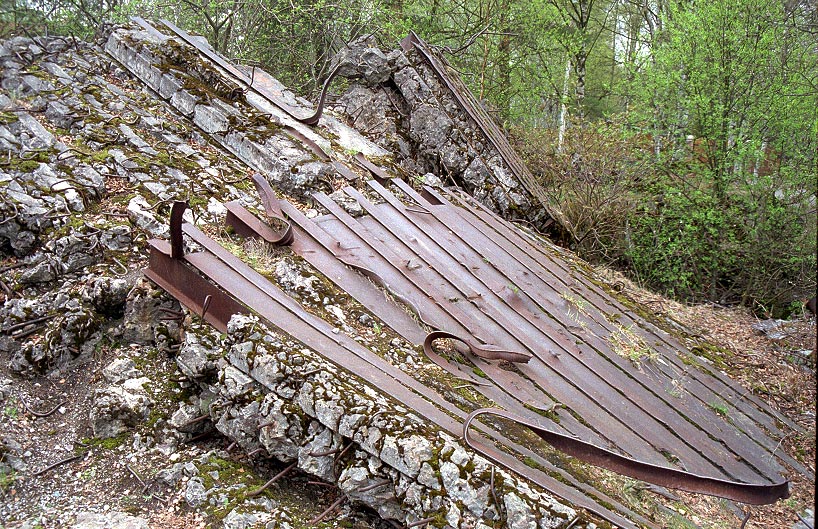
<box><xmin>462</xmin><ymin>408</ymin><xmax>790</xmax><ymax>506</ymax></box>
<box><xmin>170</xmin><ymin>200</ymin><xmax>188</xmax><ymax>259</ymax></box>
<box><xmin>248</xmin><ymin>173</ymin><xmax>294</xmax><ymax>246</ymax></box>
<box><xmin>424</xmin><ymin>330</ymin><xmax>531</xmax><ymax>364</ymax></box>
<box><xmin>297</xmin><ymin>62</ymin><xmax>343</xmax><ymax>126</ymax></box>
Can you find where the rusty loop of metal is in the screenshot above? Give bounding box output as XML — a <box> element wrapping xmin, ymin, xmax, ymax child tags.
<box><xmin>462</xmin><ymin>408</ymin><xmax>790</xmax><ymax>506</ymax></box>
<box><xmin>222</xmin><ymin>174</ymin><xmax>294</xmax><ymax>246</ymax></box>
<box><xmin>424</xmin><ymin>330</ymin><xmax>531</xmax><ymax>364</ymax></box>
<box><xmin>297</xmin><ymin>61</ymin><xmax>344</xmax><ymax>126</ymax></box>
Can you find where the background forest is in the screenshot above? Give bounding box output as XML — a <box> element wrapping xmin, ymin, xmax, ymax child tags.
<box><xmin>2</xmin><ymin>0</ymin><xmax>816</xmax><ymax>316</ymax></box>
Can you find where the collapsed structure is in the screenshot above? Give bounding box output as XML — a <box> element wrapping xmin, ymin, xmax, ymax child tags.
<box><xmin>0</xmin><ymin>18</ymin><xmax>812</xmax><ymax>529</ymax></box>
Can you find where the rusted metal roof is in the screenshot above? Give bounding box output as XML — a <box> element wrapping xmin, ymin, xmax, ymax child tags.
<box><xmin>146</xmin><ymin>173</ymin><xmax>808</xmax><ymax>526</ymax></box>
<box><xmin>135</xmin><ymin>19</ymin><xmax>810</xmax><ymax>527</ymax></box>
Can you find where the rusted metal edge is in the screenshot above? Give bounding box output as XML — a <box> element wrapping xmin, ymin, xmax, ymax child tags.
<box><xmin>143</xmin><ymin>206</ymin><xmax>652</xmax><ymax>528</ymax></box>
<box><xmin>144</xmin><ymin>240</ymin><xmax>247</xmax><ymax>333</ymax></box>
<box><xmin>353</xmin><ymin>152</ymin><xmax>390</xmax><ymax>182</ymax></box>
<box><xmin>376</xmin><ymin>180</ymin><xmax>790</xmax><ymax>482</ymax></box>
<box><xmin>464</xmin><ymin>408</ymin><xmax>790</xmax><ymax>506</ymax></box>
<box><xmin>425</xmin><ymin>330</ymin><xmax>531</xmax><ymax>364</ymax></box>
<box><xmin>156</xmin><ymin>18</ymin><xmax>335</xmax><ymax>126</ymax></box>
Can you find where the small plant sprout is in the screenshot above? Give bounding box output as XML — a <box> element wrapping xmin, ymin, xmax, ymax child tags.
<box><xmin>608</xmin><ymin>323</ymin><xmax>656</xmax><ymax>368</ymax></box>
<box><xmin>709</xmin><ymin>401</ymin><xmax>730</xmax><ymax>417</ymax></box>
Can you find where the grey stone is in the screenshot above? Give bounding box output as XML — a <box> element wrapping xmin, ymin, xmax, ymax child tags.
<box><xmin>16</xmin><ymin>112</ymin><xmax>55</xmax><ymax>150</ymax></box>
<box><xmin>156</xmin><ymin>462</ymin><xmax>185</xmax><ymax>487</ymax></box>
<box><xmin>73</xmin><ymin>165</ymin><xmax>106</xmax><ymax>195</ymax></box>
<box><xmin>409</xmin><ymin>105</ymin><xmax>453</xmax><ymax>148</ymax></box>
<box><xmin>127</xmin><ymin>195</ymin><xmax>169</xmax><ymax>238</ymax></box>
<box><xmin>185</xmin><ymin>477</ymin><xmax>209</xmax><ymax>507</ymax></box>
<box><xmin>504</xmin><ymin>493</ymin><xmax>537</xmax><ymax>529</ymax></box>
<box><xmin>72</xmin><ymin>511</ymin><xmax>149</xmax><ymax>529</ymax></box>
<box><xmin>194</xmin><ymin>104</ymin><xmax>230</xmax><ymax>134</ymax></box>
<box><xmin>89</xmin><ymin>385</ymin><xmax>154</xmax><ymax>438</ymax></box>
<box><xmin>102</xmin><ymin>358</ymin><xmax>140</xmax><ymax>383</ymax></box>
<box><xmin>178</xmin><ymin>332</ymin><xmax>220</xmax><ymax>379</ymax></box>
<box><xmin>45</xmin><ymin>100</ymin><xmax>75</xmax><ymax>129</ymax></box>
<box><xmin>223</xmin><ymin>507</ymin><xmax>275</xmax><ymax>529</ymax></box>
<box><xmin>751</xmin><ymin>319</ymin><xmax>796</xmax><ymax>340</ymax></box>
<box><xmin>18</xmin><ymin>257</ymin><xmax>60</xmax><ymax>284</ymax></box>
<box><xmin>99</xmin><ymin>224</ymin><xmax>132</xmax><ymax>251</ymax></box>
<box><xmin>84</xmin><ymin>276</ymin><xmax>130</xmax><ymax>317</ymax></box>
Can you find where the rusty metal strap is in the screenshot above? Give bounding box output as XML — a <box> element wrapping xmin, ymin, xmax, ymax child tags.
<box><xmin>425</xmin><ymin>330</ymin><xmax>530</xmax><ymax>364</ymax></box>
<box><xmin>463</xmin><ymin>408</ymin><xmax>790</xmax><ymax>506</ymax></box>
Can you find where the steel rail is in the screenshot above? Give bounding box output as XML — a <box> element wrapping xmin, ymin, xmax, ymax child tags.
<box><xmin>463</xmin><ymin>408</ymin><xmax>789</xmax><ymax>506</ymax></box>
<box><xmin>145</xmin><ymin>206</ymin><xmax>650</xmax><ymax>528</ymax></box>
<box><xmin>376</xmin><ymin>180</ymin><xmax>790</xmax><ymax>482</ymax></box>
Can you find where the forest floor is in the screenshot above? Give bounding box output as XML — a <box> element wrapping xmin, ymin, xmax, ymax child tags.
<box><xmin>0</xmin><ymin>266</ymin><xmax>814</xmax><ymax>529</ymax></box>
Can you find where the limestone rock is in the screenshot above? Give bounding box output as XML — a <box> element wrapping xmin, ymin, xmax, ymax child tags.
<box><xmin>72</xmin><ymin>511</ymin><xmax>149</xmax><ymax>529</ymax></box>
<box><xmin>89</xmin><ymin>385</ymin><xmax>154</xmax><ymax>438</ymax></box>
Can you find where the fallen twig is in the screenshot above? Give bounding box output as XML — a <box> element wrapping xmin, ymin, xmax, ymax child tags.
<box><xmin>308</xmin><ymin>496</ymin><xmax>346</xmax><ymax>525</ymax></box>
<box><xmin>35</xmin><ymin>452</ymin><xmax>86</xmax><ymax>476</ymax></box>
<box><xmin>22</xmin><ymin>398</ymin><xmax>66</xmax><ymax>418</ymax></box>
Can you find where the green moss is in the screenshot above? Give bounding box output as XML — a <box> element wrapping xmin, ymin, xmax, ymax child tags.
<box><xmin>689</xmin><ymin>343</ymin><xmax>732</xmax><ymax>370</ymax></box>
<box><xmin>0</xmin><ymin>111</ymin><xmax>18</xmax><ymax>124</ymax></box>
<box><xmin>83</xmin><ymin>433</ymin><xmax>129</xmax><ymax>450</ymax></box>
<box><xmin>15</xmin><ymin>160</ymin><xmax>42</xmax><ymax>173</ymax></box>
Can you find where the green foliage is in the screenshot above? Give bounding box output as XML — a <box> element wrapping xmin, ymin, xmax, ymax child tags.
<box><xmin>621</xmin><ymin>0</ymin><xmax>817</xmax><ymax>314</ymax></box>
<box><xmin>512</xmin><ymin>119</ymin><xmax>647</xmax><ymax>261</ymax></box>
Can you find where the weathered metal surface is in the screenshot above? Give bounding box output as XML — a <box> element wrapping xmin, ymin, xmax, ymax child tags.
<box><xmin>144</xmin><ymin>204</ymin><xmax>652</xmax><ymax>529</ymax></box>
<box><xmin>245</xmin><ymin>180</ymin><xmax>801</xmax><ymax>492</ymax></box>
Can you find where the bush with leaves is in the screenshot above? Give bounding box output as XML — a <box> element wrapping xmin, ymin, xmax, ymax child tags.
<box><xmin>512</xmin><ymin>119</ymin><xmax>648</xmax><ymax>264</ymax></box>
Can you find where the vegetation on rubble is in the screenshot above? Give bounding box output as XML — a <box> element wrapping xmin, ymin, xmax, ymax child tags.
<box><xmin>3</xmin><ymin>0</ymin><xmax>814</xmax><ymax>316</ymax></box>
